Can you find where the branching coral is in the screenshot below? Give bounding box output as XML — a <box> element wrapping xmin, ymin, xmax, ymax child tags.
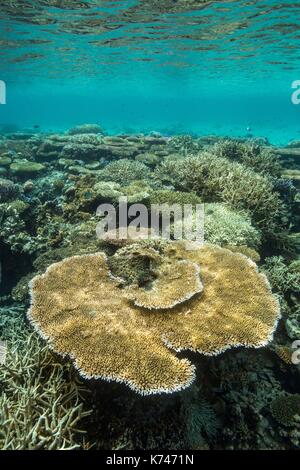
<box><xmin>27</xmin><ymin>244</ymin><xmax>280</xmax><ymax>395</ymax></box>
<box><xmin>204</xmin><ymin>203</ymin><xmax>261</xmax><ymax>249</ymax></box>
<box><xmin>149</xmin><ymin>189</ymin><xmax>201</xmax><ymax>207</ymax></box>
<box><xmin>214</xmin><ymin>140</ymin><xmax>282</xmax><ymax>177</ymax></box>
<box><xmin>154</xmin><ymin>153</ymin><xmax>286</xmax><ymax>236</ymax></box>
<box><xmin>262</xmin><ymin>257</ymin><xmax>300</xmax><ymax>295</ymax></box>
<box><xmin>0</xmin><ymin>308</ymin><xmax>92</xmax><ymax>450</ymax></box>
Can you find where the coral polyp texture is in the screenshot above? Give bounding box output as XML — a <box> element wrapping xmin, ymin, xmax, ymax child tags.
<box><xmin>27</xmin><ymin>253</ymin><xmax>196</xmax><ymax>395</ymax></box>
<box><xmin>27</xmin><ymin>244</ymin><xmax>280</xmax><ymax>395</ymax></box>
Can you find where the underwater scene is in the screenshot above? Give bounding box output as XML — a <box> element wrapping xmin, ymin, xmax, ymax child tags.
<box><xmin>0</xmin><ymin>0</ymin><xmax>300</xmax><ymax>454</ymax></box>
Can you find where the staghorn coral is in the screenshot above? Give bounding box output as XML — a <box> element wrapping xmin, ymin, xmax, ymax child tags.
<box><xmin>214</xmin><ymin>140</ymin><xmax>282</xmax><ymax>177</ymax></box>
<box><xmin>270</xmin><ymin>394</ymin><xmax>300</xmax><ymax>427</ymax></box>
<box><xmin>262</xmin><ymin>257</ymin><xmax>300</xmax><ymax>296</ymax></box>
<box><xmin>0</xmin><ymin>307</ymin><xmax>92</xmax><ymax>450</ymax></box>
<box><xmin>154</xmin><ymin>153</ymin><xmax>286</xmax><ymax>236</ymax></box>
<box><xmin>149</xmin><ymin>189</ymin><xmax>201</xmax><ymax>207</ymax></box>
<box><xmin>27</xmin><ymin>244</ymin><xmax>280</xmax><ymax>395</ymax></box>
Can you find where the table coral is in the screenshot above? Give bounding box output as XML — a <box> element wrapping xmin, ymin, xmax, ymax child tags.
<box><xmin>28</xmin><ymin>252</ymin><xmax>196</xmax><ymax>395</ymax></box>
<box><xmin>27</xmin><ymin>243</ymin><xmax>280</xmax><ymax>396</ymax></box>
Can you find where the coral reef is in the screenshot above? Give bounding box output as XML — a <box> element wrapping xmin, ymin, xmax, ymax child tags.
<box><xmin>10</xmin><ymin>161</ymin><xmax>46</xmax><ymax>176</ymax></box>
<box><xmin>149</xmin><ymin>189</ymin><xmax>201</xmax><ymax>206</ymax></box>
<box><xmin>0</xmin><ymin>128</ymin><xmax>299</xmax><ymax>449</ymax></box>
<box><xmin>214</xmin><ymin>139</ymin><xmax>282</xmax><ymax>177</ymax></box>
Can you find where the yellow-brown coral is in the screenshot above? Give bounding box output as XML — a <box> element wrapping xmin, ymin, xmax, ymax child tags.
<box><xmin>28</xmin><ymin>253</ymin><xmax>195</xmax><ymax>395</ymax></box>
<box><xmin>273</xmin><ymin>345</ymin><xmax>293</xmax><ymax>365</ymax></box>
<box><xmin>28</xmin><ymin>244</ymin><xmax>280</xmax><ymax>395</ymax></box>
<box><xmin>125</xmin><ymin>257</ymin><xmax>203</xmax><ymax>309</ymax></box>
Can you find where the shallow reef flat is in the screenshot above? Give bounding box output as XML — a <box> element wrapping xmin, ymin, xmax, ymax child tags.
<box><xmin>0</xmin><ymin>125</ymin><xmax>300</xmax><ymax>450</ymax></box>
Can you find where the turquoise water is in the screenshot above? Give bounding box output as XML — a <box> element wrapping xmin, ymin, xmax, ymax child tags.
<box><xmin>1</xmin><ymin>1</ymin><xmax>300</xmax><ymax>452</ymax></box>
<box><xmin>1</xmin><ymin>0</ymin><xmax>300</xmax><ymax>144</ymax></box>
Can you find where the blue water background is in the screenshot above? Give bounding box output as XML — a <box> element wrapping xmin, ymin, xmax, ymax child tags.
<box><xmin>1</xmin><ymin>0</ymin><xmax>300</xmax><ymax>144</ymax></box>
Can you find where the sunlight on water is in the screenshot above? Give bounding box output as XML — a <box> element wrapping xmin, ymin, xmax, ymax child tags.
<box><xmin>1</xmin><ymin>1</ymin><xmax>300</xmax><ymax>141</ymax></box>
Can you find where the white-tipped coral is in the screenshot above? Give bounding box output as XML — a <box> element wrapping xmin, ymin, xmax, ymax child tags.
<box><xmin>27</xmin><ymin>244</ymin><xmax>280</xmax><ymax>395</ymax></box>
